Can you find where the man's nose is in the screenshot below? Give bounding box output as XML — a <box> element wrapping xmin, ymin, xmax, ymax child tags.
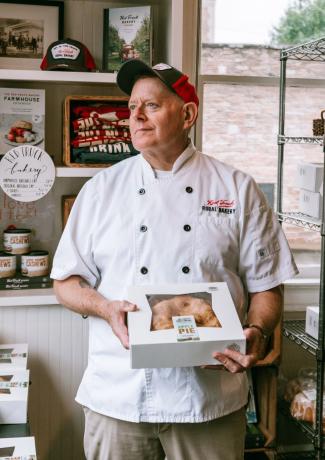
<box><xmin>132</xmin><ymin>106</ymin><xmax>146</xmax><ymax>120</ymax></box>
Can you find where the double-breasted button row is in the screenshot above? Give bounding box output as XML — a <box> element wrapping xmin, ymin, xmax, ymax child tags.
<box><xmin>140</xmin><ymin>266</ymin><xmax>190</xmax><ymax>275</ymax></box>
<box><xmin>139</xmin><ymin>187</ymin><xmax>193</xmax><ymax>195</ymax></box>
<box><xmin>139</xmin><ymin>225</ymin><xmax>190</xmax><ymax>232</ymax></box>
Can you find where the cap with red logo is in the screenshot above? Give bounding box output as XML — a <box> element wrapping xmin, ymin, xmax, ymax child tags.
<box><xmin>40</xmin><ymin>38</ymin><xmax>96</xmax><ymax>72</ymax></box>
<box><xmin>116</xmin><ymin>60</ymin><xmax>199</xmax><ymax>106</ymax></box>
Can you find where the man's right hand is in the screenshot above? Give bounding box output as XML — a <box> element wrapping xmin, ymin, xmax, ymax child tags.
<box><xmin>104</xmin><ymin>300</ymin><xmax>138</xmax><ymax>349</ymax></box>
<box><xmin>53</xmin><ymin>277</ymin><xmax>138</xmax><ymax>350</ymax></box>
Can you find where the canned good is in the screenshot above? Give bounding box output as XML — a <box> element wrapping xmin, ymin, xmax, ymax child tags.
<box><xmin>21</xmin><ymin>251</ymin><xmax>49</xmax><ymax>277</ymax></box>
<box><xmin>0</xmin><ymin>251</ymin><xmax>16</xmax><ymax>278</ymax></box>
<box><xmin>3</xmin><ymin>228</ymin><xmax>31</xmax><ymax>255</ymax></box>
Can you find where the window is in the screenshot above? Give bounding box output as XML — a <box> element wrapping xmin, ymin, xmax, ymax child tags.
<box><xmin>197</xmin><ymin>0</ymin><xmax>325</xmax><ymax>257</ymax></box>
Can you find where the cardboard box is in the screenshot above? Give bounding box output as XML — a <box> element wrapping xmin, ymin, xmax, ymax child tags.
<box><xmin>128</xmin><ymin>282</ymin><xmax>246</xmax><ymax>369</ymax></box>
<box><xmin>0</xmin><ymin>436</ymin><xmax>36</xmax><ymax>458</ymax></box>
<box><xmin>296</xmin><ymin>162</ymin><xmax>324</xmax><ymax>192</ymax></box>
<box><xmin>0</xmin><ymin>343</ymin><xmax>28</xmax><ymax>370</ymax></box>
<box><xmin>305</xmin><ymin>305</ymin><xmax>319</xmax><ymax>340</ymax></box>
<box><xmin>0</xmin><ymin>369</ymin><xmax>29</xmax><ymax>424</ymax></box>
<box><xmin>299</xmin><ymin>189</ymin><xmax>323</xmax><ymax>219</ymax></box>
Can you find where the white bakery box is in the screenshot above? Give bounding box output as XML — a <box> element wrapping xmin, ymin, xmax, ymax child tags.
<box><xmin>305</xmin><ymin>305</ymin><xmax>319</xmax><ymax>340</ymax></box>
<box><xmin>296</xmin><ymin>162</ymin><xmax>324</xmax><ymax>192</ymax></box>
<box><xmin>0</xmin><ymin>369</ymin><xmax>29</xmax><ymax>424</ymax></box>
<box><xmin>0</xmin><ymin>344</ymin><xmax>28</xmax><ymax>371</ymax></box>
<box><xmin>0</xmin><ymin>436</ymin><xmax>36</xmax><ymax>459</ymax></box>
<box><xmin>128</xmin><ymin>282</ymin><xmax>246</xmax><ymax>369</ymax></box>
<box><xmin>299</xmin><ymin>189</ymin><xmax>323</xmax><ymax>220</ymax></box>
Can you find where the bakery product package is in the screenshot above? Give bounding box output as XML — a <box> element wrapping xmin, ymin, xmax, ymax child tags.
<box><xmin>128</xmin><ymin>282</ymin><xmax>246</xmax><ymax>368</ymax></box>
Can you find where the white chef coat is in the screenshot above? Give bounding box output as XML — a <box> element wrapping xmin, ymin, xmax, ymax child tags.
<box><xmin>51</xmin><ymin>141</ymin><xmax>298</xmax><ymax>423</ymax></box>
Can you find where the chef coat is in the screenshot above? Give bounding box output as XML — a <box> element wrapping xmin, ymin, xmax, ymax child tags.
<box><xmin>51</xmin><ymin>141</ymin><xmax>298</xmax><ymax>423</ymax></box>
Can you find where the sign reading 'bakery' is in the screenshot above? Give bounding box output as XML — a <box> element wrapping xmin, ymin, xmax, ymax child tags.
<box><xmin>0</xmin><ymin>145</ymin><xmax>55</xmax><ymax>202</ymax></box>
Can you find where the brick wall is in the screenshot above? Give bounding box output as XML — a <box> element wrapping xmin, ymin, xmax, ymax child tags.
<box><xmin>201</xmin><ymin>45</ymin><xmax>324</xmax><ymax>249</ymax></box>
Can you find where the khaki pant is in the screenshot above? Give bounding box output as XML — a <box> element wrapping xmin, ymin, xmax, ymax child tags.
<box><xmin>83</xmin><ymin>406</ymin><xmax>246</xmax><ymax>460</ymax></box>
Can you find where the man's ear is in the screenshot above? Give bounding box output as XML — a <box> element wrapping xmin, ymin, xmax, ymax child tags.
<box><xmin>183</xmin><ymin>102</ymin><xmax>198</xmax><ymax>129</ymax></box>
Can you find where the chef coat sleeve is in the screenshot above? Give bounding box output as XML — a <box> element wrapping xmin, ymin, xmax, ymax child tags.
<box><xmin>238</xmin><ymin>175</ymin><xmax>298</xmax><ymax>293</ymax></box>
<box><xmin>50</xmin><ymin>180</ymin><xmax>100</xmax><ymax>288</ymax></box>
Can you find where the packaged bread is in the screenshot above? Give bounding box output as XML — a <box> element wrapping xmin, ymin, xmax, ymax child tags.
<box><xmin>290</xmin><ymin>389</ymin><xmax>325</xmax><ymax>432</ymax></box>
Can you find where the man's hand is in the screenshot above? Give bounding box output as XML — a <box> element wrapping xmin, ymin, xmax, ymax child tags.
<box><xmin>53</xmin><ymin>276</ymin><xmax>138</xmax><ymax>350</ymax></box>
<box><xmin>103</xmin><ymin>300</ymin><xmax>138</xmax><ymax>349</ymax></box>
<box><xmin>201</xmin><ymin>326</ymin><xmax>267</xmax><ymax>373</ymax></box>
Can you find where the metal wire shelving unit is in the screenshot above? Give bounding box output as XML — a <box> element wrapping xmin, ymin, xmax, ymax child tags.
<box><xmin>277</xmin><ymin>37</ymin><xmax>325</xmax><ymax>460</ymax></box>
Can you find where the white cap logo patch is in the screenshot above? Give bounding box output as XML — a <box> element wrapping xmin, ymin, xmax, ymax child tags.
<box><xmin>153</xmin><ymin>63</ymin><xmax>172</xmax><ymax>71</ymax></box>
<box><xmin>51</xmin><ymin>44</ymin><xmax>80</xmax><ymax>60</ymax></box>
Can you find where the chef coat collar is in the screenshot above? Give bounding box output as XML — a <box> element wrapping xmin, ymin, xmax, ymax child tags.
<box><xmin>140</xmin><ymin>140</ymin><xmax>197</xmax><ymax>181</ymax></box>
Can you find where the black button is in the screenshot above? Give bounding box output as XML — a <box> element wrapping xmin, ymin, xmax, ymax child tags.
<box><xmin>182</xmin><ymin>266</ymin><xmax>190</xmax><ymax>274</ymax></box>
<box><xmin>140</xmin><ymin>225</ymin><xmax>148</xmax><ymax>232</ymax></box>
<box><xmin>186</xmin><ymin>186</ymin><xmax>193</xmax><ymax>193</ymax></box>
<box><xmin>139</xmin><ymin>188</ymin><xmax>146</xmax><ymax>195</ymax></box>
<box><xmin>140</xmin><ymin>266</ymin><xmax>148</xmax><ymax>274</ymax></box>
<box><xmin>183</xmin><ymin>224</ymin><xmax>191</xmax><ymax>232</ymax></box>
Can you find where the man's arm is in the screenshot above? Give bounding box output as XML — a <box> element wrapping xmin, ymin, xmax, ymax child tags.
<box><xmin>53</xmin><ymin>275</ymin><xmax>138</xmax><ymax>349</ymax></box>
<box><xmin>209</xmin><ymin>285</ymin><xmax>283</xmax><ymax>372</ymax></box>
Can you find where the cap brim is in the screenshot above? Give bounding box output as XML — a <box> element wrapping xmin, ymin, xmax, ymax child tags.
<box><xmin>117</xmin><ymin>59</ymin><xmax>159</xmax><ymax>95</ymax></box>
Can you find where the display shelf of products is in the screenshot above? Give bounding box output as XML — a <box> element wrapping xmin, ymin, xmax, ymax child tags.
<box><xmin>55</xmin><ymin>167</ymin><xmax>104</xmax><ymax>177</ymax></box>
<box><xmin>0</xmin><ymin>69</ymin><xmax>117</xmax><ymax>84</ymax></box>
<box><xmin>283</xmin><ymin>320</ymin><xmax>317</xmax><ymax>356</ymax></box>
<box><xmin>278</xmin><ymin>135</ymin><xmax>323</xmax><ymax>145</ymax></box>
<box><xmin>277</xmin><ymin>212</ymin><xmax>321</xmax><ymax>231</ymax></box>
<box><xmin>0</xmin><ymin>288</ymin><xmax>57</xmax><ymax>307</ymax></box>
<box><xmin>278</xmin><ymin>36</ymin><xmax>325</xmax><ymax>460</ymax></box>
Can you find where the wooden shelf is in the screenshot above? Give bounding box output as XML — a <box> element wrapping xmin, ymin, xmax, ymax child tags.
<box><xmin>0</xmin><ymin>69</ymin><xmax>117</xmax><ymax>84</ymax></box>
<box><xmin>56</xmin><ymin>167</ymin><xmax>105</xmax><ymax>177</ymax></box>
<box><xmin>0</xmin><ymin>288</ymin><xmax>58</xmax><ymax>307</ymax></box>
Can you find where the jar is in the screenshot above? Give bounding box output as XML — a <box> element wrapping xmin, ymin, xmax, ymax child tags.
<box><xmin>21</xmin><ymin>251</ymin><xmax>49</xmax><ymax>277</ymax></box>
<box><xmin>0</xmin><ymin>252</ymin><xmax>16</xmax><ymax>278</ymax></box>
<box><xmin>3</xmin><ymin>228</ymin><xmax>31</xmax><ymax>255</ymax></box>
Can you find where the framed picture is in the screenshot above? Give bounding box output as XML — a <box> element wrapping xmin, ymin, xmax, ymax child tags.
<box><xmin>62</xmin><ymin>195</ymin><xmax>76</xmax><ymax>229</ymax></box>
<box><xmin>102</xmin><ymin>5</ymin><xmax>152</xmax><ymax>72</ymax></box>
<box><xmin>0</xmin><ymin>0</ymin><xmax>64</xmax><ymax>70</ymax></box>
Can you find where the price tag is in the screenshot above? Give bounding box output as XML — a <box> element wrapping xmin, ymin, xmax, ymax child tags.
<box><xmin>0</xmin><ymin>145</ymin><xmax>55</xmax><ymax>202</ymax></box>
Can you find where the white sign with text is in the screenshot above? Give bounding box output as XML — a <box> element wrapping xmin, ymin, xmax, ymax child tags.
<box><xmin>0</xmin><ymin>145</ymin><xmax>55</xmax><ymax>202</ymax></box>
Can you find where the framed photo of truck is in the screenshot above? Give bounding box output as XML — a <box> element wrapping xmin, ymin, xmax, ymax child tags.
<box><xmin>102</xmin><ymin>5</ymin><xmax>152</xmax><ymax>72</ymax></box>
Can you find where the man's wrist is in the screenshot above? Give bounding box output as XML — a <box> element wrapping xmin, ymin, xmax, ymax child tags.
<box><xmin>243</xmin><ymin>323</ymin><xmax>270</xmax><ymax>340</ymax></box>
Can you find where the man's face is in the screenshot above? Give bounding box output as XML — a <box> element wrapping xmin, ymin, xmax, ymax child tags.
<box><xmin>128</xmin><ymin>77</ymin><xmax>186</xmax><ymax>156</ymax></box>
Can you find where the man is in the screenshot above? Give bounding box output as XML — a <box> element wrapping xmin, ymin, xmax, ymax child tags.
<box><xmin>51</xmin><ymin>60</ymin><xmax>298</xmax><ymax>460</ymax></box>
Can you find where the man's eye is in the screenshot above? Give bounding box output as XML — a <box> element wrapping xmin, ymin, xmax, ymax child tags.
<box><xmin>129</xmin><ymin>105</ymin><xmax>136</xmax><ymax>111</ymax></box>
<box><xmin>146</xmin><ymin>102</ymin><xmax>158</xmax><ymax>108</ymax></box>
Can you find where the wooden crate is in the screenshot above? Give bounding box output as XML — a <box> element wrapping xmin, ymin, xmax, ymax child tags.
<box><xmin>62</xmin><ymin>195</ymin><xmax>76</xmax><ymax>229</ymax></box>
<box><xmin>63</xmin><ymin>95</ymin><xmax>130</xmax><ymax>167</ymax></box>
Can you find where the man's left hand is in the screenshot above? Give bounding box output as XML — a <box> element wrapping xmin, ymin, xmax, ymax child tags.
<box><xmin>201</xmin><ymin>326</ymin><xmax>267</xmax><ymax>373</ymax></box>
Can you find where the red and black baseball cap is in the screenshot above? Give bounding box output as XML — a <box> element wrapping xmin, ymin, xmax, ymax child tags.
<box><xmin>40</xmin><ymin>38</ymin><xmax>96</xmax><ymax>72</ymax></box>
<box><xmin>116</xmin><ymin>60</ymin><xmax>199</xmax><ymax>106</ymax></box>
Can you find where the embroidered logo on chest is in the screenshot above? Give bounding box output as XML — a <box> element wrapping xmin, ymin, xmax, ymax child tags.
<box><xmin>202</xmin><ymin>199</ymin><xmax>236</xmax><ymax>214</ymax></box>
